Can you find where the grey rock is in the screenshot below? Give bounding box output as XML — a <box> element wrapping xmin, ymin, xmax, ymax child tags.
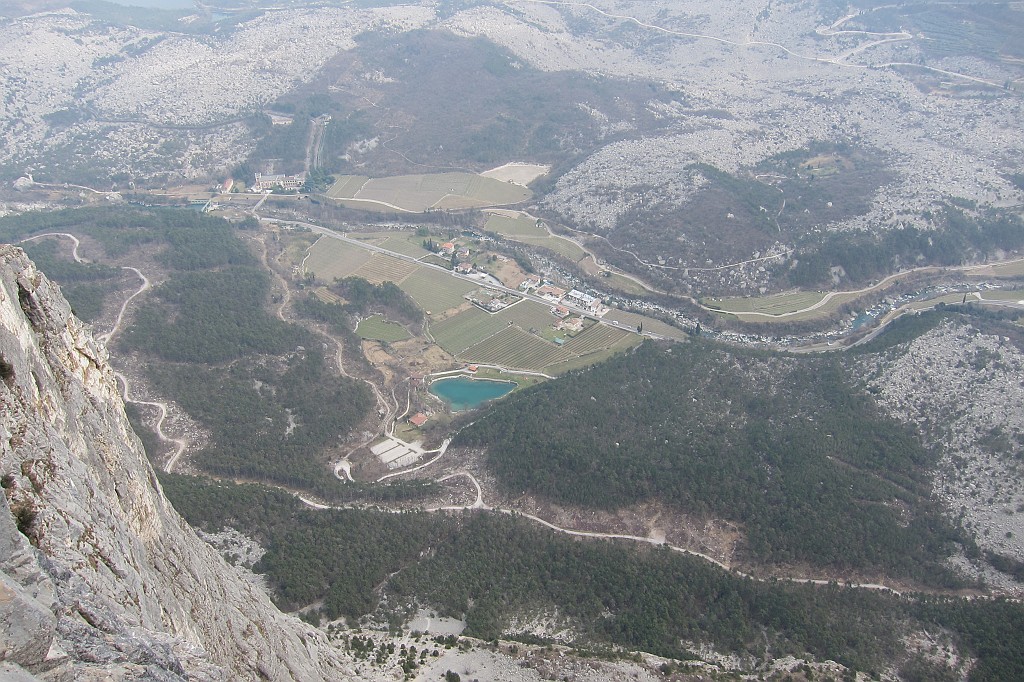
<box><xmin>0</xmin><ymin>246</ymin><xmax>355</xmax><ymax>680</ymax></box>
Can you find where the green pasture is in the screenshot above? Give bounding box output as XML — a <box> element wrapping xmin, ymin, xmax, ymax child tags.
<box><xmin>356</xmin><ymin>315</ymin><xmax>411</xmax><ymax>342</ymax></box>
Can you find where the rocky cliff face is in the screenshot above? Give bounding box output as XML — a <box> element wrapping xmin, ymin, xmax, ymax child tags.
<box><xmin>0</xmin><ymin>245</ymin><xmax>354</xmax><ymax>680</ymax></box>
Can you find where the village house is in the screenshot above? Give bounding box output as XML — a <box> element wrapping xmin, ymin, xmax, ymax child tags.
<box><xmin>536</xmin><ymin>284</ymin><xmax>566</xmax><ymax>301</ymax></box>
<box><xmin>565</xmin><ymin>288</ymin><xmax>601</xmax><ymax>312</ymax></box>
<box><xmin>439</xmin><ymin>241</ymin><xmax>456</xmax><ymax>256</ymax></box>
<box><xmin>558</xmin><ymin>316</ymin><xmax>585</xmax><ymax>333</ymax></box>
<box><xmin>455</xmin><ymin>262</ymin><xmax>474</xmax><ymax>274</ymax></box>
<box><xmin>519</xmin><ymin>276</ymin><xmax>542</xmax><ymax>291</ymax></box>
<box><xmin>551</xmin><ymin>305</ymin><xmax>570</xmax><ymax>318</ymax></box>
<box><xmin>409</xmin><ymin>413</ymin><xmax>428</xmax><ymax>428</ymax></box>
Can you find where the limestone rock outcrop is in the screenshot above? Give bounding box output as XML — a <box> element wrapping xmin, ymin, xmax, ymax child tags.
<box><xmin>0</xmin><ymin>245</ymin><xmax>353</xmax><ymax>680</ymax></box>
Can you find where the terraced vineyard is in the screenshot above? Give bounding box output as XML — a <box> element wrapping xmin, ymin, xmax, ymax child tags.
<box><xmin>461</xmin><ymin>326</ymin><xmax>572</xmax><ymax>370</ymax></box>
<box><xmin>350</xmin><ymin>254</ymin><xmax>419</xmax><ymax>285</ymax></box>
<box><xmin>399</xmin><ymin>268</ymin><xmax>477</xmax><ymax>314</ymax></box>
<box><xmin>431</xmin><ymin>307</ymin><xmax>509</xmax><ymax>354</ymax></box>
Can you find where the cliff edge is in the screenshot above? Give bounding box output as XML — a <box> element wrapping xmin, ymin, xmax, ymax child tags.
<box><xmin>0</xmin><ymin>245</ymin><xmax>353</xmax><ymax>680</ymax></box>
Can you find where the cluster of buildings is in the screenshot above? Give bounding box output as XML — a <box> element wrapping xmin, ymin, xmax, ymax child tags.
<box><xmin>520</xmin><ymin>277</ymin><xmax>606</xmax><ymax>316</ymax></box>
<box><xmin>253</xmin><ymin>172</ymin><xmax>306</xmax><ymax>192</ymax></box>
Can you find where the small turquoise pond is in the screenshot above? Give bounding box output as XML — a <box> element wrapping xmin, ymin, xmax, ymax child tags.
<box><xmin>429</xmin><ymin>377</ymin><xmax>517</xmax><ymax>411</ymax></box>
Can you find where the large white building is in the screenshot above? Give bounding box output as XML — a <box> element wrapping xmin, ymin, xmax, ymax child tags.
<box><xmin>253</xmin><ymin>172</ymin><xmax>306</xmax><ymax>192</ymax></box>
<box><xmin>564</xmin><ymin>289</ymin><xmax>601</xmax><ymax>312</ymax></box>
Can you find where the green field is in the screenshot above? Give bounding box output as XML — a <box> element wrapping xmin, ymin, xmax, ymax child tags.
<box><xmin>604</xmin><ymin>309</ymin><xmax>689</xmax><ymax>340</ymax></box>
<box><xmin>431</xmin><ymin>307</ymin><xmax>508</xmax><ymax>354</ymax></box>
<box><xmin>516</xmin><ymin>235</ymin><xmax>588</xmax><ymax>262</ymax></box>
<box><xmin>399</xmin><ymin>268</ymin><xmax>477</xmax><ymax>315</ymax></box>
<box><xmin>483</xmin><ymin>212</ymin><xmax>588</xmax><ymax>263</ymax></box>
<box><xmin>968</xmin><ymin>259</ymin><xmax>1024</xmax><ymax>277</ymax></box>
<box><xmin>356</xmin><ymin>315</ymin><xmax>411</xmax><ymax>342</ymax></box>
<box><xmin>562</xmin><ymin>323</ymin><xmax>630</xmax><ymax>355</ymax></box>
<box><xmin>704</xmin><ymin>290</ymin><xmax>826</xmax><ymax>315</ymax></box>
<box><xmin>379</xmin><ymin>235</ymin><xmax>431</xmax><ymax>259</ymax></box>
<box><xmin>461</xmin><ymin>326</ymin><xmax>572</xmax><ymax>371</ymax></box>
<box><xmin>495</xmin><ymin>299</ymin><xmax>557</xmax><ymax>331</ymax></box>
<box><xmin>484</xmin><ymin>213</ymin><xmax>548</xmax><ymax>238</ymax></box>
<box><xmin>338</xmin><ymin>172</ymin><xmax>531</xmax><ymax>212</ymax></box>
<box><xmin>326</xmin><ymin>175</ymin><xmax>369</xmax><ymax>199</ymax></box>
<box><xmin>303</xmin><ymin>238</ymin><xmax>373</xmax><ymax>281</ymax></box>
<box><xmin>599</xmin><ymin>270</ymin><xmax>650</xmax><ymax>296</ymax></box>
<box><xmin>980</xmin><ymin>288</ymin><xmax>1024</xmax><ymax>302</ymax></box>
<box><xmin>350</xmin><ymin>254</ymin><xmax>420</xmax><ymax>285</ymax></box>
<box><xmin>543</xmin><ymin>333</ymin><xmax>643</xmax><ymax>374</ymax></box>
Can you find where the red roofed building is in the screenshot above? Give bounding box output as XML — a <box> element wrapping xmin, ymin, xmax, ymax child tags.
<box><xmin>409</xmin><ymin>413</ymin><xmax>428</xmax><ymax>427</ymax></box>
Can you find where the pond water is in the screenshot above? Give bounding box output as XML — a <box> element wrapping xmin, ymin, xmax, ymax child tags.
<box><xmin>429</xmin><ymin>376</ymin><xmax>516</xmax><ymax>412</ymax></box>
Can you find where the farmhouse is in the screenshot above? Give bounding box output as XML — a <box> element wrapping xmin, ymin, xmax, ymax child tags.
<box><xmin>558</xmin><ymin>316</ymin><xmax>585</xmax><ymax>333</ymax></box>
<box><xmin>254</xmin><ymin>172</ymin><xmax>306</xmax><ymax>192</ymax></box>
<box><xmin>536</xmin><ymin>284</ymin><xmax>566</xmax><ymax>301</ymax></box>
<box><xmin>565</xmin><ymin>289</ymin><xmax>601</xmax><ymax>312</ymax></box>
<box><xmin>455</xmin><ymin>262</ymin><xmax>474</xmax><ymax>274</ymax></box>
<box><xmin>439</xmin><ymin>241</ymin><xmax>456</xmax><ymax>256</ymax></box>
<box><xmin>519</xmin><ymin>277</ymin><xmax>541</xmax><ymax>291</ymax></box>
<box><xmin>409</xmin><ymin>413</ymin><xmax>428</xmax><ymax>427</ymax></box>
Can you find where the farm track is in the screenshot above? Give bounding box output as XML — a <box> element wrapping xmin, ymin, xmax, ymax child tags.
<box><xmin>19</xmin><ymin>233</ymin><xmax>191</xmax><ymax>471</ymax></box>
<box><xmin>24</xmin><ymin>231</ymin><xmax>1020</xmax><ymax>601</ymax></box>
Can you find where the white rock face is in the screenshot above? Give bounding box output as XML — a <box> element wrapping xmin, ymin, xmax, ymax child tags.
<box><xmin>0</xmin><ymin>245</ymin><xmax>355</xmax><ymax>680</ymax></box>
<box><xmin>863</xmin><ymin>320</ymin><xmax>1024</xmax><ymax>590</ymax></box>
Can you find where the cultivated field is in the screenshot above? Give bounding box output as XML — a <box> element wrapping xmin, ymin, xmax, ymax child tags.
<box><xmin>562</xmin><ymin>324</ymin><xmax>630</xmax><ymax>355</ymax></box>
<box><xmin>356</xmin><ymin>315</ymin><xmax>411</xmax><ymax>342</ymax></box>
<box><xmin>431</xmin><ymin>307</ymin><xmax>509</xmax><ymax>354</ymax></box>
<box><xmin>543</xmin><ymin>333</ymin><xmax>643</xmax><ymax>375</ymax></box>
<box><xmin>515</xmin><ymin>235</ymin><xmax>588</xmax><ymax>262</ymax></box>
<box><xmin>350</xmin><ymin>254</ymin><xmax>420</xmax><ymax>285</ymax></box>
<box><xmin>966</xmin><ymin>259</ymin><xmax>1024</xmax><ymax>278</ymax></box>
<box><xmin>335</xmin><ymin>172</ymin><xmax>531</xmax><ymax>212</ymax></box>
<box><xmin>495</xmin><ymin>299</ymin><xmax>557</xmax><ymax>330</ymax></box>
<box><xmin>604</xmin><ymin>309</ymin><xmax>689</xmax><ymax>340</ymax></box>
<box><xmin>399</xmin><ymin>268</ymin><xmax>477</xmax><ymax>315</ymax></box>
<box><xmin>303</xmin><ymin>237</ymin><xmax>372</xmax><ymax>281</ymax></box>
<box><xmin>379</xmin><ymin>235</ymin><xmax>431</xmax><ymax>258</ymax></box>
<box><xmin>484</xmin><ymin>213</ymin><xmax>548</xmax><ymax>238</ymax></box>
<box><xmin>461</xmin><ymin>326</ymin><xmax>572</xmax><ymax>371</ymax></box>
<box><xmin>483</xmin><ymin>212</ymin><xmax>588</xmax><ymax>263</ymax></box>
<box><xmin>704</xmin><ymin>290</ymin><xmax>827</xmax><ymax>315</ymax></box>
<box><xmin>326</xmin><ymin>175</ymin><xmax>369</xmax><ymax>199</ymax></box>
<box><xmin>980</xmin><ymin>288</ymin><xmax>1024</xmax><ymax>302</ymax></box>
<box><xmin>480</xmin><ymin>163</ymin><xmax>551</xmax><ymax>185</ymax></box>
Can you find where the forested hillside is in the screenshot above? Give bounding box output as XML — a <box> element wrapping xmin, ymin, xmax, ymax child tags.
<box><xmin>0</xmin><ymin>207</ymin><xmax>375</xmax><ymax>495</ymax></box>
<box><xmin>164</xmin><ymin>474</ymin><xmax>1024</xmax><ymax>681</ymax></box>
<box><xmin>456</xmin><ymin>340</ymin><xmax>971</xmax><ymax>584</ymax></box>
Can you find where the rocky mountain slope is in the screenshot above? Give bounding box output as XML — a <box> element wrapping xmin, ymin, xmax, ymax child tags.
<box><xmin>0</xmin><ymin>244</ymin><xmax>355</xmax><ymax>680</ymax></box>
